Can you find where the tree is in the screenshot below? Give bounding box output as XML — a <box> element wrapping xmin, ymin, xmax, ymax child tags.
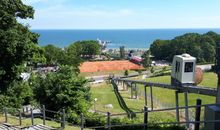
<box><xmin>72</xmin><ymin>40</ymin><xmax>101</xmax><ymax>59</ymax></box>
<box><xmin>124</xmin><ymin>70</ymin><xmax>129</xmax><ymax>77</ymax></box>
<box><xmin>149</xmin><ymin>32</ymin><xmax>219</xmax><ymax>63</ymax></box>
<box><xmin>43</xmin><ymin>44</ymin><xmax>64</xmax><ymax>65</ymax></box>
<box><xmin>0</xmin><ymin>0</ymin><xmax>44</xmax><ymax>91</ymax></box>
<box><xmin>32</xmin><ymin>65</ymin><xmax>91</xmax><ymax>119</ymax></box>
<box><xmin>119</xmin><ymin>46</ymin><xmax>125</xmax><ymax>59</ymax></box>
<box><xmin>141</xmin><ymin>50</ymin><xmax>151</xmax><ymax>68</ymax></box>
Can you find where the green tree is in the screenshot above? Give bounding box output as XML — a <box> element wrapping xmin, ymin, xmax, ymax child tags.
<box><xmin>43</xmin><ymin>44</ymin><xmax>64</xmax><ymax>65</ymax></box>
<box><xmin>141</xmin><ymin>50</ymin><xmax>151</xmax><ymax>68</ymax></box>
<box><xmin>119</xmin><ymin>46</ymin><xmax>125</xmax><ymax>59</ymax></box>
<box><xmin>0</xmin><ymin>0</ymin><xmax>44</xmax><ymax>91</ymax></box>
<box><xmin>150</xmin><ymin>32</ymin><xmax>218</xmax><ymax>63</ymax></box>
<box><xmin>150</xmin><ymin>39</ymin><xmax>170</xmax><ymax>60</ymax></box>
<box><xmin>32</xmin><ymin>65</ymin><xmax>91</xmax><ymax>119</ymax></box>
<box><xmin>72</xmin><ymin>40</ymin><xmax>101</xmax><ymax>59</ymax></box>
<box><xmin>0</xmin><ymin>80</ymin><xmax>33</xmax><ymax>109</ymax></box>
<box><xmin>124</xmin><ymin>70</ymin><xmax>129</xmax><ymax>77</ymax></box>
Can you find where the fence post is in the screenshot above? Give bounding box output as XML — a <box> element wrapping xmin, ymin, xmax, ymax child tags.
<box><xmin>144</xmin><ymin>85</ymin><xmax>147</xmax><ymax>106</ymax></box>
<box><xmin>61</xmin><ymin>109</ymin><xmax>65</xmax><ymax>129</ymax></box>
<box><xmin>195</xmin><ymin>99</ymin><xmax>202</xmax><ymax>130</ymax></box>
<box><xmin>175</xmin><ymin>91</ymin><xmax>180</xmax><ymax>124</ymax></box>
<box><xmin>31</xmin><ymin>108</ymin><xmax>34</xmax><ymax>125</ymax></box>
<box><xmin>42</xmin><ymin>105</ymin><xmax>46</xmax><ymax>125</ymax></box>
<box><xmin>135</xmin><ymin>83</ymin><xmax>138</xmax><ymax>99</ymax></box>
<box><xmin>131</xmin><ymin>83</ymin><xmax>133</xmax><ymax>99</ymax></box>
<box><xmin>81</xmin><ymin>113</ymin><xmax>84</xmax><ymax>130</ymax></box>
<box><xmin>106</xmin><ymin>112</ymin><xmax>111</xmax><ymax>130</ymax></box>
<box><xmin>184</xmin><ymin>92</ymin><xmax>189</xmax><ymax>128</ymax></box>
<box><xmin>4</xmin><ymin>107</ymin><xmax>8</xmax><ymax>123</ymax></box>
<box><xmin>144</xmin><ymin>106</ymin><xmax>148</xmax><ymax>130</ymax></box>
<box><xmin>19</xmin><ymin>110</ymin><xmax>22</xmax><ymax>126</ymax></box>
<box><xmin>150</xmin><ymin>86</ymin><xmax>153</xmax><ymax>110</ymax></box>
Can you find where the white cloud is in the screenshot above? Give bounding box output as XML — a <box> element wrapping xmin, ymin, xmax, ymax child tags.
<box><xmin>22</xmin><ymin>0</ymin><xmax>47</xmax><ymax>5</ymax></box>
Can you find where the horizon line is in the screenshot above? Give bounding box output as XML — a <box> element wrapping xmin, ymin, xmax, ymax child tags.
<box><xmin>31</xmin><ymin>27</ymin><xmax>220</xmax><ymax>30</ymax></box>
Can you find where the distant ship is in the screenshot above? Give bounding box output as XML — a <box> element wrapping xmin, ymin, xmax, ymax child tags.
<box><xmin>97</xmin><ymin>38</ymin><xmax>111</xmax><ymax>51</ymax></box>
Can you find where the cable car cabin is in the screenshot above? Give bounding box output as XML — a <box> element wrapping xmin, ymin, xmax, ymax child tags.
<box><xmin>171</xmin><ymin>53</ymin><xmax>196</xmax><ymax>86</ymax></box>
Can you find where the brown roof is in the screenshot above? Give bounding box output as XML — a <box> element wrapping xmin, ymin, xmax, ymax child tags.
<box><xmin>80</xmin><ymin>60</ymin><xmax>142</xmax><ymax>73</ymax></box>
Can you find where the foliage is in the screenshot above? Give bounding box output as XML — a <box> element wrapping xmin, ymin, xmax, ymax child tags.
<box><xmin>43</xmin><ymin>44</ymin><xmax>64</xmax><ymax>65</ymax></box>
<box><xmin>31</xmin><ymin>65</ymin><xmax>91</xmax><ymax>118</ymax></box>
<box><xmin>141</xmin><ymin>50</ymin><xmax>152</xmax><ymax>68</ymax></box>
<box><xmin>119</xmin><ymin>46</ymin><xmax>125</xmax><ymax>59</ymax></box>
<box><xmin>70</xmin><ymin>40</ymin><xmax>101</xmax><ymax>59</ymax></box>
<box><xmin>0</xmin><ymin>0</ymin><xmax>45</xmax><ymax>91</ymax></box>
<box><xmin>0</xmin><ymin>81</ymin><xmax>33</xmax><ymax>109</ymax></box>
<box><xmin>150</xmin><ymin>67</ymin><xmax>155</xmax><ymax>73</ymax></box>
<box><xmin>124</xmin><ymin>70</ymin><xmax>129</xmax><ymax>77</ymax></box>
<box><xmin>43</xmin><ymin>40</ymin><xmax>101</xmax><ymax>70</ymax></box>
<box><xmin>150</xmin><ymin>32</ymin><xmax>220</xmax><ymax>63</ymax></box>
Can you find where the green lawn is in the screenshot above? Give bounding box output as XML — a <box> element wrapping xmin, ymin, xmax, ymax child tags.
<box><xmin>90</xmin><ymin>82</ymin><xmax>176</xmax><ymax>122</ymax></box>
<box><xmin>91</xmin><ymin>83</ymin><xmax>124</xmax><ymax>114</ymax></box>
<box><xmin>0</xmin><ymin>114</ymin><xmax>90</xmax><ymax>130</ymax></box>
<box><xmin>90</xmin><ymin>72</ymin><xmax>218</xmax><ymax>125</ymax></box>
<box><xmin>143</xmin><ymin>72</ymin><xmax>217</xmax><ymax>107</ymax></box>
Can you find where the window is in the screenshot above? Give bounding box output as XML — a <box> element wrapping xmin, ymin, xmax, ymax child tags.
<box><xmin>175</xmin><ymin>61</ymin><xmax>180</xmax><ymax>72</ymax></box>
<box><xmin>184</xmin><ymin>62</ymin><xmax>194</xmax><ymax>72</ymax></box>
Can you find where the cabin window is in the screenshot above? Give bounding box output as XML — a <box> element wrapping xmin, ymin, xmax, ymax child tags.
<box><xmin>175</xmin><ymin>61</ymin><xmax>180</xmax><ymax>72</ymax></box>
<box><xmin>184</xmin><ymin>62</ymin><xmax>194</xmax><ymax>72</ymax></box>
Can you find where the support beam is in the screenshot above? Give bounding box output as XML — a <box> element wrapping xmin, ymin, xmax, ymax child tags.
<box><xmin>150</xmin><ymin>86</ymin><xmax>153</xmax><ymax>110</ymax></box>
<box><xmin>116</xmin><ymin>79</ymin><xmax>217</xmax><ymax>96</ymax></box>
<box><xmin>184</xmin><ymin>92</ymin><xmax>189</xmax><ymax>128</ymax></box>
<box><xmin>216</xmin><ymin>42</ymin><xmax>220</xmax><ymax>103</ymax></box>
<box><xmin>175</xmin><ymin>91</ymin><xmax>180</xmax><ymax>124</ymax></box>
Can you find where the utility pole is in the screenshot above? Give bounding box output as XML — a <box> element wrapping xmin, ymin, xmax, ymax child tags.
<box><xmin>216</xmin><ymin>42</ymin><xmax>220</xmax><ymax>103</ymax></box>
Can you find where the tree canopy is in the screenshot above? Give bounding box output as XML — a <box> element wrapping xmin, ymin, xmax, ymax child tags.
<box><xmin>43</xmin><ymin>44</ymin><xmax>64</xmax><ymax>65</ymax></box>
<box><xmin>31</xmin><ymin>66</ymin><xmax>91</xmax><ymax>119</ymax></box>
<box><xmin>150</xmin><ymin>32</ymin><xmax>220</xmax><ymax>63</ymax></box>
<box><xmin>0</xmin><ymin>0</ymin><xmax>44</xmax><ymax>91</ymax></box>
<box><xmin>73</xmin><ymin>40</ymin><xmax>101</xmax><ymax>58</ymax></box>
<box><xmin>141</xmin><ymin>50</ymin><xmax>151</xmax><ymax>68</ymax></box>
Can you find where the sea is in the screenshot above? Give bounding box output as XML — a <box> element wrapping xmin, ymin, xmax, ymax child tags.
<box><xmin>33</xmin><ymin>29</ymin><xmax>220</xmax><ymax>49</ymax></box>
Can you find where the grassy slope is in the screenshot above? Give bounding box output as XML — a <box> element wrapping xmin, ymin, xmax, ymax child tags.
<box><xmin>143</xmin><ymin>72</ymin><xmax>217</xmax><ymax>107</ymax></box>
<box><xmin>0</xmin><ymin>114</ymin><xmax>89</xmax><ymax>130</ymax></box>
<box><xmin>90</xmin><ymin>83</ymin><xmax>176</xmax><ymax>122</ymax></box>
<box><xmin>90</xmin><ymin>72</ymin><xmax>217</xmax><ymax>123</ymax></box>
<box><xmin>91</xmin><ymin>83</ymin><xmax>124</xmax><ymax>114</ymax></box>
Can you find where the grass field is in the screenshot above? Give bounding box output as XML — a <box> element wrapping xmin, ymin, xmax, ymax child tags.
<box><xmin>143</xmin><ymin>72</ymin><xmax>217</xmax><ymax>106</ymax></box>
<box><xmin>0</xmin><ymin>114</ymin><xmax>89</xmax><ymax>130</ymax></box>
<box><xmin>90</xmin><ymin>83</ymin><xmax>176</xmax><ymax>122</ymax></box>
<box><xmin>90</xmin><ymin>72</ymin><xmax>218</xmax><ymax>126</ymax></box>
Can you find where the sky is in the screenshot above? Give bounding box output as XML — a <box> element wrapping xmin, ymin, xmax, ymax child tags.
<box><xmin>21</xmin><ymin>0</ymin><xmax>220</xmax><ymax>29</ymax></box>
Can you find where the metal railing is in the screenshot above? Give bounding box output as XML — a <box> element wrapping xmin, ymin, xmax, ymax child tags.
<box><xmin>1</xmin><ymin>101</ymin><xmax>220</xmax><ymax>130</ymax></box>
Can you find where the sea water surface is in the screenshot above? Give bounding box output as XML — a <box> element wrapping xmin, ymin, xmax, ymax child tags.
<box><xmin>33</xmin><ymin>29</ymin><xmax>220</xmax><ymax>49</ymax></box>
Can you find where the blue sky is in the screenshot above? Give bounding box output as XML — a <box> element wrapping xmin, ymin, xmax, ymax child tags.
<box><xmin>21</xmin><ymin>0</ymin><xmax>220</xmax><ymax>29</ymax></box>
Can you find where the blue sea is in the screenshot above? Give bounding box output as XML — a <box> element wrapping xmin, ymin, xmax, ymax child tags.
<box><xmin>33</xmin><ymin>29</ymin><xmax>220</xmax><ymax>49</ymax></box>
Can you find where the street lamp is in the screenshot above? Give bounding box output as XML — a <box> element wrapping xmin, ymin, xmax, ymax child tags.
<box><xmin>94</xmin><ymin>98</ymin><xmax>97</xmax><ymax>112</ymax></box>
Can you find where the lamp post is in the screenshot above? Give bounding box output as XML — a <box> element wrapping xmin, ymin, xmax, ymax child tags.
<box><xmin>94</xmin><ymin>98</ymin><xmax>97</xmax><ymax>112</ymax></box>
<box><xmin>216</xmin><ymin>42</ymin><xmax>220</xmax><ymax>103</ymax></box>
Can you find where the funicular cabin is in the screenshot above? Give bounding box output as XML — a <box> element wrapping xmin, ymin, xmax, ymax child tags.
<box><xmin>171</xmin><ymin>53</ymin><xmax>196</xmax><ymax>86</ymax></box>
